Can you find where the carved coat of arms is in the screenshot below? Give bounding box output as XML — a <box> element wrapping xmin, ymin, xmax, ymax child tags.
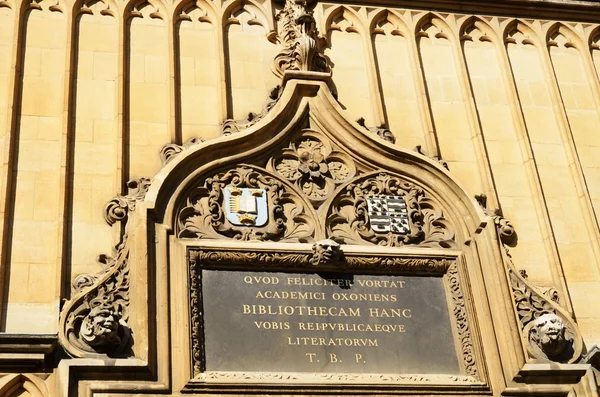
<box><xmin>366</xmin><ymin>195</ymin><xmax>409</xmax><ymax>233</ymax></box>
<box><xmin>224</xmin><ymin>187</ymin><xmax>268</xmax><ymax>227</ymax></box>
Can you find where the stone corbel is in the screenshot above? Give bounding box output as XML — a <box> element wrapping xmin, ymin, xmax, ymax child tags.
<box><xmin>476</xmin><ymin>194</ymin><xmax>583</xmax><ymax>364</ymax></box>
<box><xmin>59</xmin><ymin>177</ymin><xmax>151</xmax><ymax>358</ymax></box>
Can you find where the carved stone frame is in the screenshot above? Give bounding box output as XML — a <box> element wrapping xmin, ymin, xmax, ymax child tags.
<box><xmin>182</xmin><ymin>241</ymin><xmax>488</xmax><ymax>394</ymax></box>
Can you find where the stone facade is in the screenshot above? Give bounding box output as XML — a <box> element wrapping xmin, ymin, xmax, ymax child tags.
<box><xmin>1</xmin><ymin>0</ymin><xmax>600</xmax><ymax>395</ymax></box>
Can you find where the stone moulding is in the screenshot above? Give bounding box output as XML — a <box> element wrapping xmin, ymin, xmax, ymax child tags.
<box><xmin>186</xmin><ymin>245</ymin><xmax>481</xmax><ymax>389</ymax></box>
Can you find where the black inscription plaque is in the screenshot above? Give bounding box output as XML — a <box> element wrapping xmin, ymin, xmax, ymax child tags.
<box><xmin>200</xmin><ymin>270</ymin><xmax>460</xmax><ymax>374</ymax></box>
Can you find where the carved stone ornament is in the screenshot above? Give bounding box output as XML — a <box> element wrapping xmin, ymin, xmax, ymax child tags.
<box><xmin>327</xmin><ymin>172</ymin><xmax>456</xmax><ymax>248</ymax></box>
<box><xmin>356</xmin><ymin>117</ymin><xmax>396</xmax><ymax>144</ymax></box>
<box><xmin>160</xmin><ymin>136</ymin><xmax>205</xmax><ymax>166</ymax></box>
<box><xmin>475</xmin><ymin>193</ymin><xmax>516</xmax><ymax>246</ymax></box>
<box><xmin>61</xmin><ymin>175</ymin><xmax>151</xmax><ymax>357</ymax></box>
<box><xmin>268</xmin><ymin>131</ymin><xmax>356</xmax><ymax>205</ymax></box>
<box><xmin>310</xmin><ymin>239</ymin><xmax>342</xmax><ymax>266</ymax></box>
<box><xmin>272</xmin><ymin>0</ymin><xmax>329</xmax><ymax>77</ymax></box>
<box><xmin>104</xmin><ymin>177</ymin><xmax>151</xmax><ymax>226</ymax></box>
<box><xmin>496</xmin><ymin>223</ymin><xmax>582</xmax><ymax>363</ymax></box>
<box><xmin>177</xmin><ymin>166</ymin><xmax>315</xmax><ymax>242</ymax></box>
<box><xmin>222</xmin><ymin>86</ymin><xmax>282</xmax><ymax>136</ymax></box>
<box><xmin>62</xmin><ymin>235</ymin><xmax>131</xmax><ymax>357</ymax></box>
<box><xmin>414</xmin><ymin>145</ymin><xmax>449</xmax><ymax>170</ymax></box>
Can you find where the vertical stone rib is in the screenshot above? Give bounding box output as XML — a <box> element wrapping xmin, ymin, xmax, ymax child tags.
<box><xmin>57</xmin><ymin>1</ymin><xmax>76</xmax><ymax>301</ymax></box>
<box><xmin>167</xmin><ymin>9</ymin><xmax>179</xmax><ymax>144</ymax></box>
<box><xmin>495</xmin><ymin>22</ymin><xmax>573</xmax><ymax>314</ymax></box>
<box><xmin>0</xmin><ymin>0</ymin><xmax>22</xmax><ymax>330</ymax></box>
<box><xmin>539</xmin><ymin>29</ymin><xmax>600</xmax><ymax>275</ymax></box>
<box><xmin>217</xmin><ymin>4</ymin><xmax>228</xmax><ymax>122</ymax></box>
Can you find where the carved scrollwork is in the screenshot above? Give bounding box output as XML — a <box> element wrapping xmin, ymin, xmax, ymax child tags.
<box><xmin>104</xmin><ymin>178</ymin><xmax>151</xmax><ymax>226</ymax></box>
<box><xmin>344</xmin><ymin>257</ymin><xmax>450</xmax><ymax>273</ymax></box>
<box><xmin>447</xmin><ymin>262</ymin><xmax>478</xmax><ymax>377</ymax></box>
<box><xmin>356</xmin><ymin>117</ymin><xmax>396</xmax><ymax>144</ymax></box>
<box><xmin>222</xmin><ymin>86</ymin><xmax>282</xmax><ymax>135</ymax></box>
<box><xmin>326</xmin><ymin>172</ymin><xmax>456</xmax><ymax>248</ymax></box>
<box><xmin>268</xmin><ymin>131</ymin><xmax>356</xmax><ymax>206</ymax></box>
<box><xmin>160</xmin><ymin>137</ymin><xmax>205</xmax><ymax>166</ymax></box>
<box><xmin>475</xmin><ymin>194</ymin><xmax>516</xmax><ymax>246</ymax></box>
<box><xmin>61</xmin><ymin>236</ymin><xmax>131</xmax><ymax>357</ymax></box>
<box><xmin>177</xmin><ymin>166</ymin><xmax>315</xmax><ymax>242</ymax></box>
<box><xmin>272</xmin><ymin>0</ymin><xmax>329</xmax><ymax>77</ymax></box>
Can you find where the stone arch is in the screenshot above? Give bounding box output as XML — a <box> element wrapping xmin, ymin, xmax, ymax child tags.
<box><xmin>125</xmin><ymin>0</ymin><xmax>166</xmax><ymax>20</ymax></box>
<box><xmin>459</xmin><ymin>16</ymin><xmax>498</xmax><ymax>44</ymax></box>
<box><xmin>221</xmin><ymin>0</ymin><xmax>273</xmax><ymax>35</ymax></box>
<box><xmin>369</xmin><ymin>8</ymin><xmax>410</xmax><ymax>38</ymax></box>
<box><xmin>323</xmin><ymin>5</ymin><xmax>364</xmax><ymax>39</ymax></box>
<box><xmin>175</xmin><ymin>0</ymin><xmax>217</xmax><ymax>25</ymax></box>
<box><xmin>503</xmin><ymin>19</ymin><xmax>540</xmax><ymax>47</ymax></box>
<box><xmin>545</xmin><ymin>22</ymin><xmax>584</xmax><ymax>50</ymax></box>
<box><xmin>0</xmin><ymin>374</ymin><xmax>49</xmax><ymax>397</ymax></box>
<box><xmin>414</xmin><ymin>12</ymin><xmax>455</xmax><ymax>43</ymax></box>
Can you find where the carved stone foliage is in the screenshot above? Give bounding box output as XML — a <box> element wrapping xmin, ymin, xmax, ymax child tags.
<box><xmin>222</xmin><ymin>86</ymin><xmax>282</xmax><ymax>135</ymax></box>
<box><xmin>104</xmin><ymin>178</ymin><xmax>151</xmax><ymax>226</ymax></box>
<box><xmin>177</xmin><ymin>166</ymin><xmax>315</xmax><ymax>242</ymax></box>
<box><xmin>268</xmin><ymin>131</ymin><xmax>356</xmax><ymax>206</ymax></box>
<box><xmin>327</xmin><ymin>173</ymin><xmax>456</xmax><ymax>248</ymax></box>
<box><xmin>272</xmin><ymin>0</ymin><xmax>329</xmax><ymax>77</ymax></box>
<box><xmin>62</xmin><ymin>236</ymin><xmax>131</xmax><ymax>357</ymax></box>
<box><xmin>447</xmin><ymin>262</ymin><xmax>478</xmax><ymax>377</ymax></box>
<box><xmin>160</xmin><ymin>137</ymin><xmax>205</xmax><ymax>166</ymax></box>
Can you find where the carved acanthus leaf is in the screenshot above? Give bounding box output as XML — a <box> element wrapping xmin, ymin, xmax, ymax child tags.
<box><xmin>268</xmin><ymin>131</ymin><xmax>356</xmax><ymax>206</ymax></box>
<box><xmin>177</xmin><ymin>166</ymin><xmax>315</xmax><ymax>242</ymax></box>
<box><xmin>356</xmin><ymin>117</ymin><xmax>396</xmax><ymax>144</ymax></box>
<box><xmin>104</xmin><ymin>178</ymin><xmax>151</xmax><ymax>226</ymax></box>
<box><xmin>222</xmin><ymin>86</ymin><xmax>282</xmax><ymax>135</ymax></box>
<box><xmin>160</xmin><ymin>137</ymin><xmax>205</xmax><ymax>166</ymax></box>
<box><xmin>327</xmin><ymin>172</ymin><xmax>456</xmax><ymax>248</ymax></box>
<box><xmin>272</xmin><ymin>0</ymin><xmax>329</xmax><ymax>77</ymax></box>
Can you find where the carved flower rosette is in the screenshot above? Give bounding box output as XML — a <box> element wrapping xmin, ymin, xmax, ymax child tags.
<box><xmin>326</xmin><ymin>173</ymin><xmax>456</xmax><ymax>248</ymax></box>
<box><xmin>268</xmin><ymin>132</ymin><xmax>356</xmax><ymax>206</ymax></box>
<box><xmin>177</xmin><ymin>166</ymin><xmax>315</xmax><ymax>242</ymax></box>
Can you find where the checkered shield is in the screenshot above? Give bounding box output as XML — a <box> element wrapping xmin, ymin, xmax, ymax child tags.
<box><xmin>366</xmin><ymin>195</ymin><xmax>409</xmax><ymax>234</ymax></box>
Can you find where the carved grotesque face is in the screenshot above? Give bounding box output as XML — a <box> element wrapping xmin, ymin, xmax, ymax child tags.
<box><xmin>532</xmin><ymin>313</ymin><xmax>567</xmax><ymax>357</ymax></box>
<box><xmin>312</xmin><ymin>239</ymin><xmax>341</xmax><ymax>265</ymax></box>
<box><xmin>81</xmin><ymin>306</ymin><xmax>121</xmax><ymax>348</ymax></box>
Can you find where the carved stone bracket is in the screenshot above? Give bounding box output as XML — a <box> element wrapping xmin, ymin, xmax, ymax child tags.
<box><xmin>482</xmin><ymin>204</ymin><xmax>584</xmax><ymax>364</ymax></box>
<box><xmin>60</xmin><ymin>236</ymin><xmax>131</xmax><ymax>357</ymax></box>
<box><xmin>222</xmin><ymin>86</ymin><xmax>282</xmax><ymax>136</ymax></box>
<box><xmin>272</xmin><ymin>0</ymin><xmax>329</xmax><ymax>77</ymax></box>
<box><xmin>104</xmin><ymin>177</ymin><xmax>151</xmax><ymax>226</ymax></box>
<box><xmin>356</xmin><ymin>117</ymin><xmax>396</xmax><ymax>144</ymax></box>
<box><xmin>60</xmin><ymin>175</ymin><xmax>151</xmax><ymax>357</ymax></box>
<box><xmin>160</xmin><ymin>137</ymin><xmax>205</xmax><ymax>166</ymax></box>
<box><xmin>268</xmin><ymin>131</ymin><xmax>356</xmax><ymax>206</ymax></box>
<box><xmin>177</xmin><ymin>165</ymin><xmax>316</xmax><ymax>242</ymax></box>
<box><xmin>326</xmin><ymin>172</ymin><xmax>456</xmax><ymax>248</ymax></box>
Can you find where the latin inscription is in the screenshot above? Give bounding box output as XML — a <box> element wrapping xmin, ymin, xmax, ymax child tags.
<box><xmin>201</xmin><ymin>271</ymin><xmax>460</xmax><ymax>374</ymax></box>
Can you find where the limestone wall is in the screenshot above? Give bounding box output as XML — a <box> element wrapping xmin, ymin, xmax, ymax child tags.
<box><xmin>1</xmin><ymin>0</ymin><xmax>600</xmax><ymax>350</ymax></box>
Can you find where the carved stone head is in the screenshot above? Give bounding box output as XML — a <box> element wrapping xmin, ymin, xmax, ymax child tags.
<box><xmin>311</xmin><ymin>239</ymin><xmax>342</xmax><ymax>266</ymax></box>
<box><xmin>81</xmin><ymin>305</ymin><xmax>122</xmax><ymax>348</ymax></box>
<box><xmin>531</xmin><ymin>313</ymin><xmax>567</xmax><ymax>357</ymax></box>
